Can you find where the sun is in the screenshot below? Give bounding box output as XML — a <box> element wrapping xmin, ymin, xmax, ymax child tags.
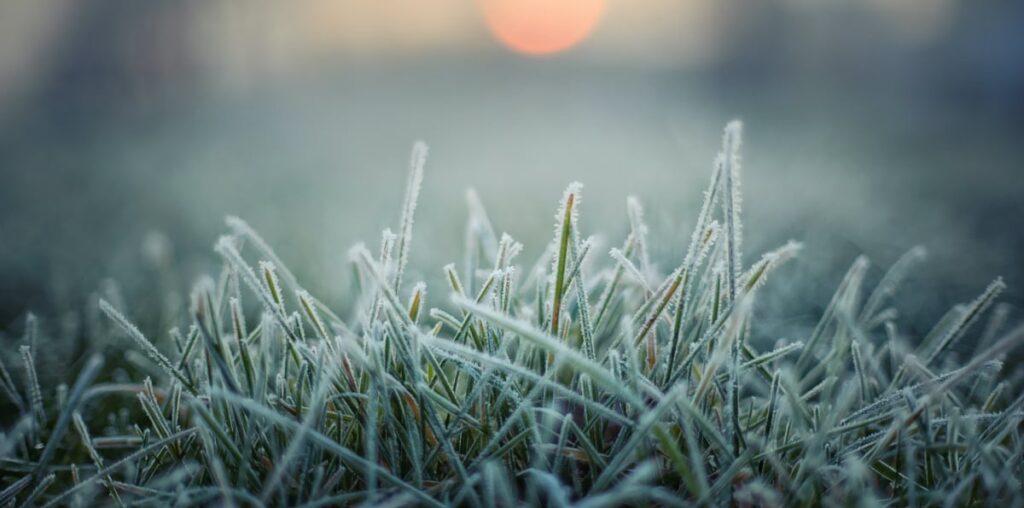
<box><xmin>479</xmin><ymin>0</ymin><xmax>606</xmax><ymax>56</ymax></box>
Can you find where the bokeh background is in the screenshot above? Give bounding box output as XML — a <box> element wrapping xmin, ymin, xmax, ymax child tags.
<box><xmin>1</xmin><ymin>0</ymin><xmax>1022</xmax><ymax>343</ymax></box>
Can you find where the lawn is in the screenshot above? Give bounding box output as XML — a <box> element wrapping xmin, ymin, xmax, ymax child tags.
<box><xmin>1</xmin><ymin>123</ymin><xmax>1021</xmax><ymax>507</ymax></box>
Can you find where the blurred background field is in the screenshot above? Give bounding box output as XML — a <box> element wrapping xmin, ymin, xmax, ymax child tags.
<box><xmin>1</xmin><ymin>0</ymin><xmax>1022</xmax><ymax>344</ymax></box>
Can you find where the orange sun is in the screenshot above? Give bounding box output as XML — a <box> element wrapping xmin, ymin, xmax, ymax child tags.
<box><xmin>479</xmin><ymin>0</ymin><xmax>606</xmax><ymax>56</ymax></box>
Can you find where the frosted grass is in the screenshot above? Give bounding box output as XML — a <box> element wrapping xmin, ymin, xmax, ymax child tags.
<box><xmin>0</xmin><ymin>132</ymin><xmax>1021</xmax><ymax>506</ymax></box>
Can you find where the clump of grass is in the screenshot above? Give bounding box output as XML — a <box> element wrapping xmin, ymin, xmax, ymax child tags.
<box><xmin>2</xmin><ymin>123</ymin><xmax>1023</xmax><ymax>506</ymax></box>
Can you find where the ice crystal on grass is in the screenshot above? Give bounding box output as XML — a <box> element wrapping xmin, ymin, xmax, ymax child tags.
<box><xmin>394</xmin><ymin>141</ymin><xmax>428</xmax><ymax>294</ymax></box>
<box><xmin>2</xmin><ymin>124</ymin><xmax>1023</xmax><ymax>507</ymax></box>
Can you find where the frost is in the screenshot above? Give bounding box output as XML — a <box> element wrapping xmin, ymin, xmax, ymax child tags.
<box><xmin>394</xmin><ymin>141</ymin><xmax>428</xmax><ymax>293</ymax></box>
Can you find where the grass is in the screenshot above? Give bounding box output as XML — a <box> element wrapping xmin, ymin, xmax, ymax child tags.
<box><xmin>2</xmin><ymin>122</ymin><xmax>1022</xmax><ymax>506</ymax></box>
